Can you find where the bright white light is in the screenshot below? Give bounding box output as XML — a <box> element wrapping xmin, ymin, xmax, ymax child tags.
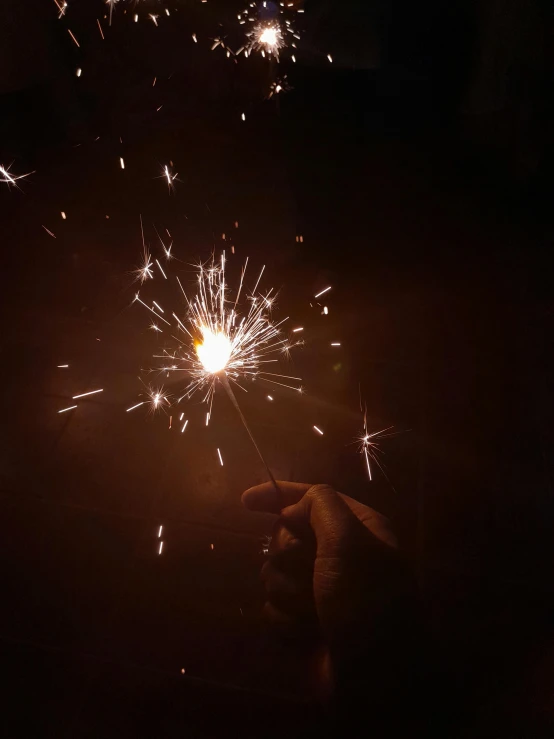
<box><xmin>260</xmin><ymin>27</ymin><xmax>278</xmax><ymax>47</ymax></box>
<box><xmin>196</xmin><ymin>330</ymin><xmax>232</xmax><ymax>374</ymax></box>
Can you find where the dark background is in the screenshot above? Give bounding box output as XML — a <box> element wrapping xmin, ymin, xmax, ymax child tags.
<box><xmin>1</xmin><ymin>0</ymin><xmax>553</xmax><ymax>736</ymax></box>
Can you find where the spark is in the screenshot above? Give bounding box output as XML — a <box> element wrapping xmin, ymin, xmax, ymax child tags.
<box><xmin>292</xmin><ymin>327</ymin><xmax>303</xmax><ymax>333</ymax></box>
<box><xmin>314</xmin><ymin>286</ymin><xmax>332</xmax><ymax>298</ymax></box>
<box><xmin>267</xmin><ymin>395</ymin><xmax>273</xmax><ymax>401</ymax></box>
<box><xmin>1</xmin><ymin>163</ymin><xmax>34</xmax><ymax>188</ymax></box>
<box><xmin>313</xmin><ymin>425</ymin><xmax>324</xmax><ymax>435</ymax></box>
<box><xmin>72</xmin><ymin>389</ymin><xmax>103</xmax><ymax>399</ymax></box>
<box><xmin>356</xmin><ymin>407</ymin><xmax>396</xmax><ymax>482</ymax></box>
<box><xmin>61</xmin><ymin>212</ymin><xmax>67</xmax><ymax>219</ymax></box>
<box><xmin>158</xmin><ymin>541</ymin><xmax>163</xmax><ymax>554</ymax></box>
<box><xmin>327</xmin><ymin>54</ymin><xmax>333</xmax><ymax>63</ymax></box>
<box><xmin>68</xmin><ymin>29</ymin><xmax>80</xmax><ymax>47</ymax></box>
<box><xmin>155</xmin><ymin>260</ymin><xmax>167</xmax><ymax>279</ymax></box>
<box><xmin>323</xmin><ymin>306</ymin><xmax>329</xmax><ymax>315</ymax></box>
<box><xmin>105</xmin><ymin>0</ymin><xmax>118</xmax><ymax>26</ymax></box>
<box><xmin>97</xmin><ymin>19</ymin><xmax>105</xmax><ymax>39</ymax></box>
<box><xmin>179</xmin><ymin>412</ymin><xmax>184</xmax><ymax>421</ymax></box>
<box><xmin>241</xmin><ymin>113</ymin><xmax>246</xmax><ymax>121</ymax></box>
<box><xmin>149</xmin><ymin>14</ymin><xmax>159</xmax><ymax>26</ymax></box>
<box><xmin>54</xmin><ymin>1</ymin><xmax>68</xmax><ymax>19</ymax></box>
<box><xmin>181</xmin><ymin>420</ymin><xmax>188</xmax><ymax>432</ymax></box>
<box><xmin>331</xmin><ymin>342</ymin><xmax>341</xmax><ymax>347</ymax></box>
<box><xmin>192</xmin><ymin>33</ymin><xmax>197</xmax><ymax>42</ymax></box>
<box><xmin>57</xmin><ymin>364</ymin><xmax>69</xmax><ymax>368</ymax></box>
<box><xmin>158</xmin><ymin>525</ymin><xmax>163</xmax><ymax>537</ymax></box>
<box><xmin>126</xmin><ymin>402</ymin><xmax>144</xmax><ymax>412</ymax></box>
<box><xmin>58</xmin><ymin>405</ymin><xmax>77</xmax><ymax>413</ymax></box>
<box><xmin>42</xmin><ymin>226</ymin><xmax>56</xmax><ymax>238</ymax></box>
<box><xmin>120</xmin><ymin>157</ymin><xmax>125</xmax><ymax>169</ymax></box>
<box><xmin>161</xmin><ymin>164</ymin><xmax>178</xmax><ymax>193</ymax></box>
<box><xmin>150</xmin><ymin>323</ymin><xmax>162</xmax><ymax>332</ymax></box>
<box><xmin>76</xmin><ymin>68</ymin><xmax>82</xmax><ymax>77</ymax></box>
<box><xmin>217</xmin><ymin>448</ymin><xmax>224</xmax><ymax>466</ymax></box>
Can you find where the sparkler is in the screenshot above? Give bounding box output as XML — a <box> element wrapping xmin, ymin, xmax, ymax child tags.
<box><xmin>247</xmin><ymin>21</ymin><xmax>284</xmax><ymax>59</ymax></box>
<box><xmin>132</xmin><ymin>250</ymin><xmax>304</xmax><ymax>491</ymax></box>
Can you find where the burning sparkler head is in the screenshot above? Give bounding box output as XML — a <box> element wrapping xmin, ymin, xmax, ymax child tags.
<box><xmin>250</xmin><ymin>21</ymin><xmax>284</xmax><ymax>57</ymax></box>
<box><xmin>259</xmin><ymin>26</ymin><xmax>278</xmax><ymax>48</ymax></box>
<box><xmin>195</xmin><ymin>329</ymin><xmax>232</xmax><ymax>375</ymax></box>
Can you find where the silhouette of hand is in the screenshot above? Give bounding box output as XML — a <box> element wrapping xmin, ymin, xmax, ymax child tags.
<box><xmin>242</xmin><ymin>481</ymin><xmax>415</xmax><ymax>686</ymax></box>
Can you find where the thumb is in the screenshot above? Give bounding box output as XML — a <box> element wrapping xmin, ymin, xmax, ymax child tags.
<box><xmin>242</xmin><ymin>481</ymin><xmax>312</xmax><ymax>514</ymax></box>
<box><xmin>281</xmin><ymin>484</ymin><xmax>361</xmax><ymax>558</ymax></box>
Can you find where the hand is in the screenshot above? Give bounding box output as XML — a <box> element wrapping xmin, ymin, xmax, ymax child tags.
<box><xmin>242</xmin><ymin>482</ymin><xmax>417</xmax><ymax>689</ymax></box>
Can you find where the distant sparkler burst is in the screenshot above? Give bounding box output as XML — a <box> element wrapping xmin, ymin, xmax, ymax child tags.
<box><xmin>248</xmin><ymin>21</ymin><xmax>284</xmax><ymax>58</ymax></box>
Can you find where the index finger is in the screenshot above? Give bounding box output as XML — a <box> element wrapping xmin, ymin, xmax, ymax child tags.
<box><xmin>241</xmin><ymin>481</ymin><xmax>312</xmax><ymax>514</ymax></box>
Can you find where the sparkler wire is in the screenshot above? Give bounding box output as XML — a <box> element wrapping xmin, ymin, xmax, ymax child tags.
<box><xmin>220</xmin><ymin>372</ymin><xmax>280</xmax><ymax>494</ymax></box>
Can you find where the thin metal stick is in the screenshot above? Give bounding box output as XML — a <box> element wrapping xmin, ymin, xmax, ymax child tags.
<box><xmin>220</xmin><ymin>373</ymin><xmax>280</xmax><ymax>493</ymax></box>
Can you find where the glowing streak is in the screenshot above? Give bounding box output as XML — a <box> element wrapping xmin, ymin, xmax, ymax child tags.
<box><xmin>105</xmin><ymin>0</ymin><xmax>118</xmax><ymax>26</ymax></box>
<box><xmin>152</xmin><ymin>301</ymin><xmax>164</xmax><ymax>314</ymax></box>
<box><xmin>217</xmin><ymin>448</ymin><xmax>224</xmax><ymax>466</ymax></box>
<box><xmin>149</xmin><ymin>14</ymin><xmax>158</xmax><ymax>25</ymax></box>
<box><xmin>155</xmin><ymin>260</ymin><xmax>167</xmax><ymax>279</ymax></box>
<box><xmin>1</xmin><ymin>164</ymin><xmax>34</xmax><ymax>188</ymax></box>
<box><xmin>57</xmin><ymin>364</ymin><xmax>69</xmax><ymax>368</ymax></box>
<box><xmin>314</xmin><ymin>286</ymin><xmax>332</xmax><ymax>298</ymax></box>
<box><xmin>158</xmin><ymin>541</ymin><xmax>163</xmax><ymax>554</ymax></box>
<box><xmin>292</xmin><ymin>327</ymin><xmax>303</xmax><ymax>333</ymax></box>
<box><xmin>313</xmin><ymin>426</ymin><xmax>324</xmax><ymax>435</ymax></box>
<box><xmin>126</xmin><ymin>402</ymin><xmax>144</xmax><ymax>412</ymax></box>
<box><xmin>42</xmin><ymin>226</ymin><xmax>56</xmax><ymax>238</ymax></box>
<box><xmin>120</xmin><ymin>157</ymin><xmax>125</xmax><ymax>169</ymax></box>
<box><xmin>58</xmin><ymin>405</ymin><xmax>77</xmax><ymax>413</ymax></box>
<box><xmin>181</xmin><ymin>420</ymin><xmax>188</xmax><ymax>432</ymax></box>
<box><xmin>68</xmin><ymin>29</ymin><xmax>80</xmax><ymax>47</ymax></box>
<box><xmin>97</xmin><ymin>18</ymin><xmax>105</xmax><ymax>38</ymax></box>
<box><xmin>267</xmin><ymin>395</ymin><xmax>273</xmax><ymax>401</ymax></box>
<box><xmin>179</xmin><ymin>412</ymin><xmax>184</xmax><ymax>421</ymax></box>
<box><xmin>158</xmin><ymin>525</ymin><xmax>163</xmax><ymax>537</ymax></box>
<box><xmin>331</xmin><ymin>342</ymin><xmax>341</xmax><ymax>346</ymax></box>
<box><xmin>72</xmin><ymin>389</ymin><xmax>103</xmax><ymax>399</ymax></box>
